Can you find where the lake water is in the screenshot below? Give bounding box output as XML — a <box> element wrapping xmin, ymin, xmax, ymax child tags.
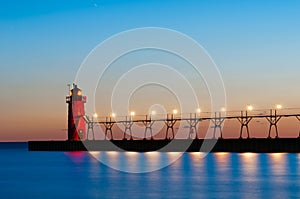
<box><xmin>0</xmin><ymin>143</ymin><xmax>299</xmax><ymax>198</ymax></box>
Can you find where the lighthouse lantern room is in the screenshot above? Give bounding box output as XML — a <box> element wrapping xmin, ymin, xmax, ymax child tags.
<box><xmin>66</xmin><ymin>84</ymin><xmax>87</xmax><ymax>141</ymax></box>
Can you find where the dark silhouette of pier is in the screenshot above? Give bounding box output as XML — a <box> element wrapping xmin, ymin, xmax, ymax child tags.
<box><xmin>28</xmin><ymin>84</ymin><xmax>300</xmax><ymax>152</ymax></box>
<box><xmin>29</xmin><ymin>108</ymin><xmax>300</xmax><ymax>152</ymax></box>
<box><xmin>28</xmin><ymin>139</ymin><xmax>300</xmax><ymax>152</ymax></box>
<box><xmin>83</xmin><ymin>108</ymin><xmax>300</xmax><ymax>140</ymax></box>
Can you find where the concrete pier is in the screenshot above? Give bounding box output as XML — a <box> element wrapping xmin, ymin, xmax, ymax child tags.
<box><xmin>28</xmin><ymin>138</ymin><xmax>300</xmax><ymax>153</ymax></box>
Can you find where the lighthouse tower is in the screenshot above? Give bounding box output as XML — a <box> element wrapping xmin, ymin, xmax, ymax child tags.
<box><xmin>66</xmin><ymin>84</ymin><xmax>87</xmax><ymax>141</ymax></box>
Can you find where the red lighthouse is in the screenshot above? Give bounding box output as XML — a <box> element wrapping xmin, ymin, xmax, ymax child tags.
<box><xmin>66</xmin><ymin>84</ymin><xmax>87</xmax><ymax>141</ymax></box>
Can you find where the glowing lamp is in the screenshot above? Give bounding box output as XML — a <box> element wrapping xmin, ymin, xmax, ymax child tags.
<box><xmin>247</xmin><ymin>105</ymin><xmax>253</xmax><ymax>111</ymax></box>
<box><xmin>276</xmin><ymin>104</ymin><xmax>282</xmax><ymax>109</ymax></box>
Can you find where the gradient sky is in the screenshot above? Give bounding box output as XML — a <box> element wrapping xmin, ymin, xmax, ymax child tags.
<box><xmin>1</xmin><ymin>0</ymin><xmax>300</xmax><ymax>141</ymax></box>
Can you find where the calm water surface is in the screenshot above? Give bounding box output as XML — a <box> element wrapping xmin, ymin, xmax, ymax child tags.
<box><xmin>0</xmin><ymin>143</ymin><xmax>299</xmax><ymax>198</ymax></box>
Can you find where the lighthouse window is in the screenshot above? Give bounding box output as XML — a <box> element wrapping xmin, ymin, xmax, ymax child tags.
<box><xmin>78</xmin><ymin>130</ymin><xmax>83</xmax><ymax>139</ymax></box>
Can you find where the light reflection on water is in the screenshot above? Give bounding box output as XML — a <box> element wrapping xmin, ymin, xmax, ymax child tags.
<box><xmin>0</xmin><ymin>149</ymin><xmax>299</xmax><ymax>198</ymax></box>
<box><xmin>240</xmin><ymin>153</ymin><xmax>258</xmax><ymax>176</ymax></box>
<box><xmin>269</xmin><ymin>153</ymin><xmax>287</xmax><ymax>176</ymax></box>
<box><xmin>145</xmin><ymin>151</ymin><xmax>160</xmax><ymax>169</ymax></box>
<box><xmin>299</xmin><ymin>154</ymin><xmax>300</xmax><ymax>171</ymax></box>
<box><xmin>239</xmin><ymin>153</ymin><xmax>260</xmax><ymax>198</ymax></box>
<box><xmin>72</xmin><ymin>151</ymin><xmax>300</xmax><ymax>198</ymax></box>
<box><xmin>214</xmin><ymin>152</ymin><xmax>230</xmax><ymax>168</ymax></box>
<box><xmin>89</xmin><ymin>151</ymin><xmax>189</xmax><ymax>173</ymax></box>
<box><xmin>190</xmin><ymin>152</ymin><xmax>206</xmax><ymax>167</ymax></box>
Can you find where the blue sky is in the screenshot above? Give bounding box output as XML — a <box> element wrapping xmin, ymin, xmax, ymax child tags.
<box><xmin>0</xmin><ymin>0</ymin><xmax>300</xmax><ymax>140</ymax></box>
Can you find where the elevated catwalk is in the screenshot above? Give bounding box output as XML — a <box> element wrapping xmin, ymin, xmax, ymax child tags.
<box><xmin>56</xmin><ymin>85</ymin><xmax>299</xmax><ymax>152</ymax></box>
<box><xmin>28</xmin><ymin>138</ymin><xmax>300</xmax><ymax>152</ymax></box>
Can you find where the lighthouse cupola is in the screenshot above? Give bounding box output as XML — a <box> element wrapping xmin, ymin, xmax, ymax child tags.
<box><xmin>66</xmin><ymin>84</ymin><xmax>87</xmax><ymax>141</ymax></box>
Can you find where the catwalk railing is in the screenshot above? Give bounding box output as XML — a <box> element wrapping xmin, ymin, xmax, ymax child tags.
<box><xmin>83</xmin><ymin>108</ymin><xmax>300</xmax><ymax>140</ymax></box>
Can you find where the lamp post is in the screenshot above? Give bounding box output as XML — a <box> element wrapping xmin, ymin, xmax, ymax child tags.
<box><xmin>238</xmin><ymin>105</ymin><xmax>253</xmax><ymax>139</ymax></box>
<box><xmin>266</xmin><ymin>104</ymin><xmax>283</xmax><ymax>138</ymax></box>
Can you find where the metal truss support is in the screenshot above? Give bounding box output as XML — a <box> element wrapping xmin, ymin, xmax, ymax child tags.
<box><xmin>212</xmin><ymin>112</ymin><xmax>225</xmax><ymax>139</ymax></box>
<box><xmin>237</xmin><ymin>111</ymin><xmax>252</xmax><ymax>139</ymax></box>
<box><xmin>296</xmin><ymin>116</ymin><xmax>300</xmax><ymax>138</ymax></box>
<box><xmin>266</xmin><ymin>109</ymin><xmax>282</xmax><ymax>139</ymax></box>
<box><xmin>187</xmin><ymin>113</ymin><xmax>200</xmax><ymax>139</ymax></box>
<box><xmin>104</xmin><ymin>117</ymin><xmax>115</xmax><ymax>140</ymax></box>
<box><xmin>86</xmin><ymin>121</ymin><xmax>95</xmax><ymax>140</ymax></box>
<box><xmin>142</xmin><ymin>115</ymin><xmax>155</xmax><ymax>140</ymax></box>
<box><xmin>82</xmin><ymin>115</ymin><xmax>94</xmax><ymax>140</ymax></box>
<box><xmin>122</xmin><ymin>116</ymin><xmax>134</xmax><ymax>140</ymax></box>
<box><xmin>165</xmin><ymin>114</ymin><xmax>177</xmax><ymax>140</ymax></box>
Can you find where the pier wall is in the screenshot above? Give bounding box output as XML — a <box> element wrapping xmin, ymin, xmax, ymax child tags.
<box><xmin>28</xmin><ymin>138</ymin><xmax>300</xmax><ymax>152</ymax></box>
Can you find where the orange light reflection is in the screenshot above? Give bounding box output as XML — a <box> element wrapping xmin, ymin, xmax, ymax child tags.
<box><xmin>106</xmin><ymin>151</ymin><xmax>119</xmax><ymax>157</ymax></box>
<box><xmin>214</xmin><ymin>152</ymin><xmax>229</xmax><ymax>163</ymax></box>
<box><xmin>269</xmin><ymin>153</ymin><xmax>286</xmax><ymax>175</ymax></box>
<box><xmin>239</xmin><ymin>153</ymin><xmax>258</xmax><ymax>175</ymax></box>
<box><xmin>125</xmin><ymin>151</ymin><xmax>138</xmax><ymax>157</ymax></box>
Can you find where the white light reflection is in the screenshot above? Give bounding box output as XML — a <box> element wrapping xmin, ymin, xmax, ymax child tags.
<box><xmin>106</xmin><ymin>151</ymin><xmax>119</xmax><ymax>157</ymax></box>
<box><xmin>88</xmin><ymin>151</ymin><xmax>101</xmax><ymax>163</ymax></box>
<box><xmin>123</xmin><ymin>152</ymin><xmax>140</xmax><ymax>172</ymax></box>
<box><xmin>104</xmin><ymin>151</ymin><xmax>120</xmax><ymax>168</ymax></box>
<box><xmin>88</xmin><ymin>152</ymin><xmax>101</xmax><ymax>179</ymax></box>
<box><xmin>298</xmin><ymin>154</ymin><xmax>300</xmax><ymax>172</ymax></box>
<box><xmin>145</xmin><ymin>151</ymin><xmax>160</xmax><ymax>168</ymax></box>
<box><xmin>214</xmin><ymin>152</ymin><xmax>230</xmax><ymax>173</ymax></box>
<box><xmin>190</xmin><ymin>152</ymin><xmax>206</xmax><ymax>160</ymax></box>
<box><xmin>190</xmin><ymin>152</ymin><xmax>206</xmax><ymax>169</ymax></box>
<box><xmin>125</xmin><ymin>151</ymin><xmax>138</xmax><ymax>157</ymax></box>
<box><xmin>89</xmin><ymin>151</ymin><xmax>101</xmax><ymax>156</ymax></box>
<box><xmin>145</xmin><ymin>151</ymin><xmax>159</xmax><ymax>157</ymax></box>
<box><xmin>167</xmin><ymin>152</ymin><xmax>181</xmax><ymax>160</ymax></box>
<box><xmin>165</xmin><ymin>152</ymin><xmax>182</xmax><ymax>167</ymax></box>
<box><xmin>239</xmin><ymin>153</ymin><xmax>258</xmax><ymax>176</ymax></box>
<box><xmin>269</xmin><ymin>153</ymin><xmax>287</xmax><ymax>175</ymax></box>
<box><xmin>214</xmin><ymin>152</ymin><xmax>229</xmax><ymax>163</ymax></box>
